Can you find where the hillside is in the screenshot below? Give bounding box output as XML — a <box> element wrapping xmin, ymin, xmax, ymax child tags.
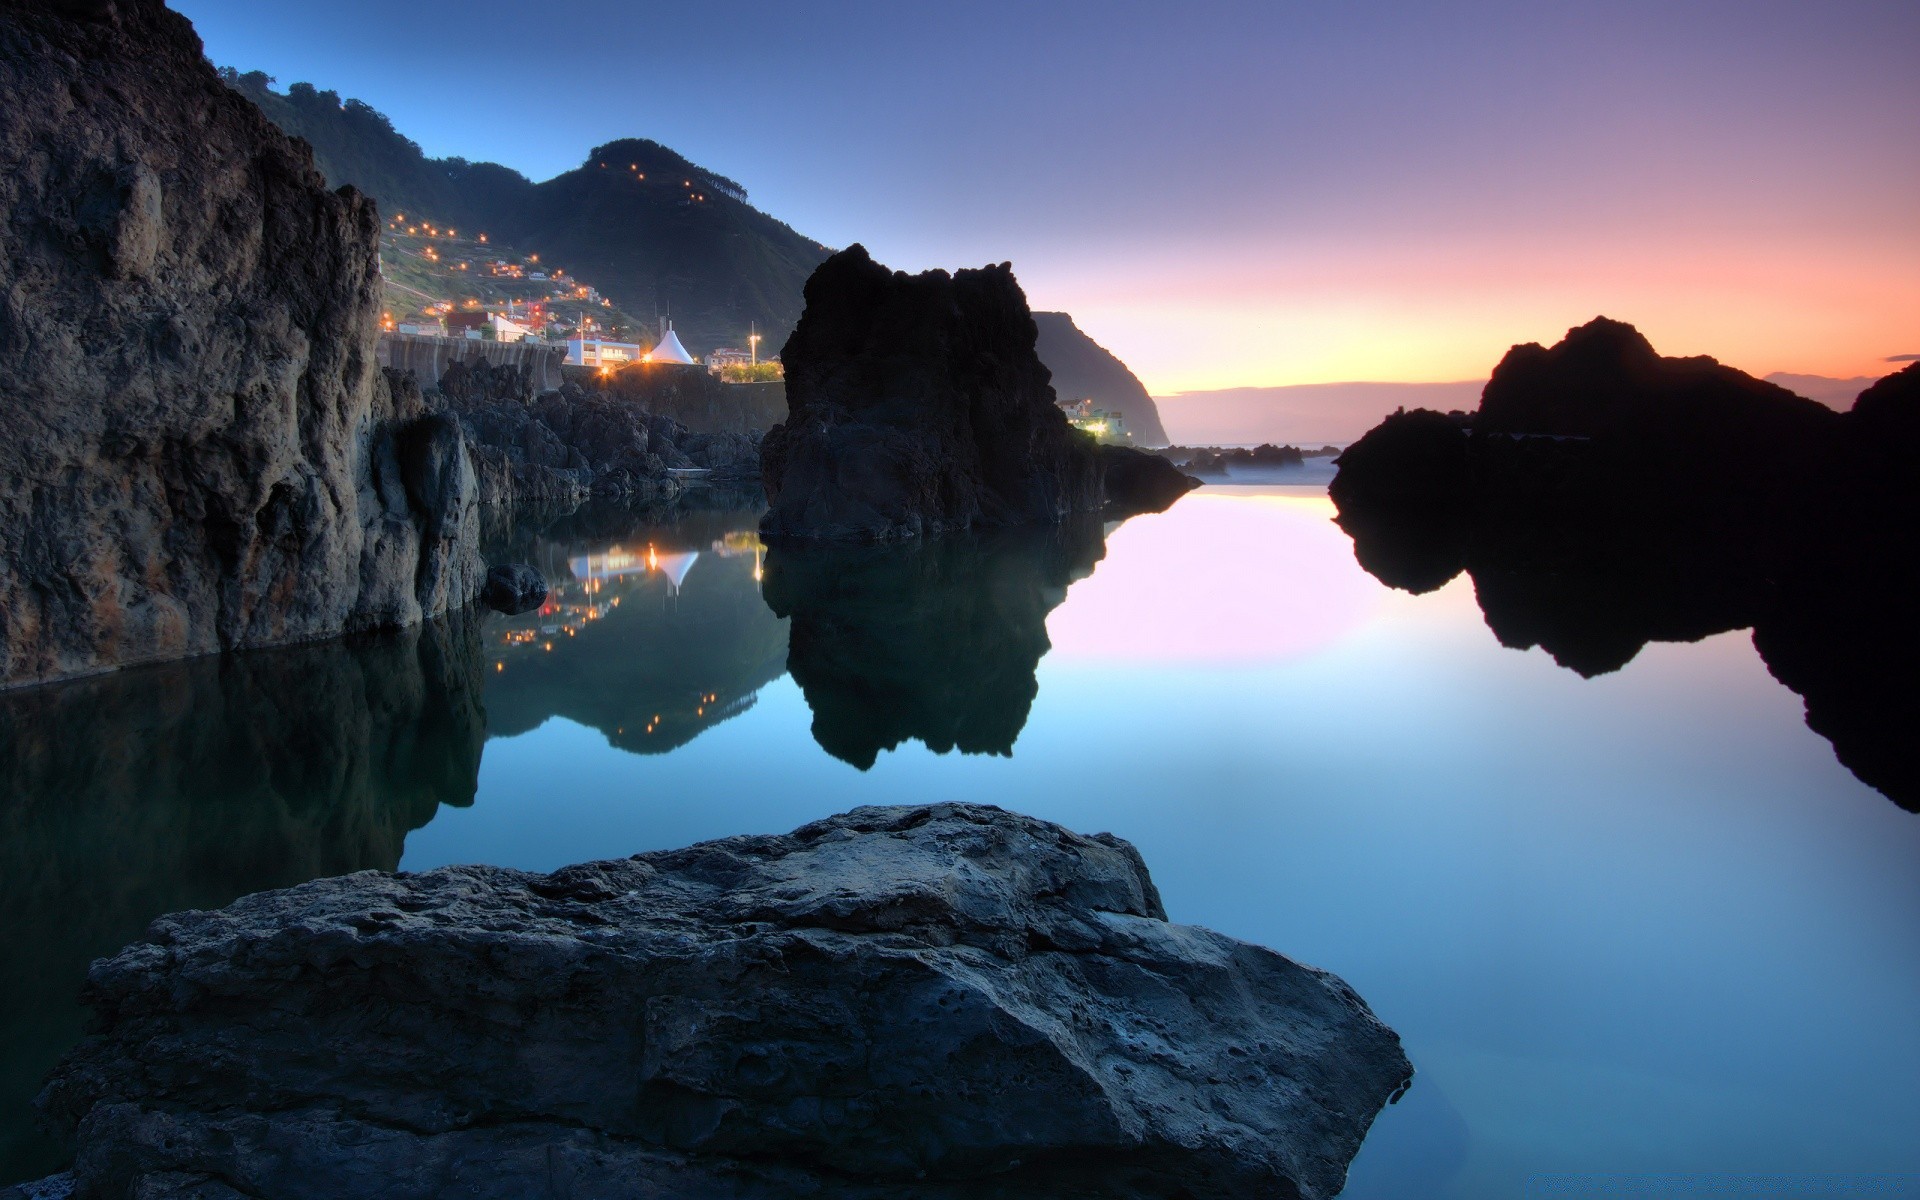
<box><xmin>1032</xmin><ymin>312</ymin><xmax>1169</xmax><ymax>446</ymax></box>
<box><xmin>219</xmin><ymin>72</ymin><xmax>828</xmax><ymax>354</ymax></box>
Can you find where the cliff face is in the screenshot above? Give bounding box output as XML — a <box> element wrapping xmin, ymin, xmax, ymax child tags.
<box><xmin>0</xmin><ymin>0</ymin><xmax>480</xmax><ymax>688</ymax></box>
<box><xmin>1032</xmin><ymin>311</ymin><xmax>1169</xmax><ymax>445</ymax></box>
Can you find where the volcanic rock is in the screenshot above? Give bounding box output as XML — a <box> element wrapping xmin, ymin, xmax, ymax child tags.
<box><xmin>478</xmin><ymin>563</ymin><xmax>546</xmax><ymax>614</ymax></box>
<box><xmin>0</xmin><ymin>0</ymin><xmax>481</xmax><ymax>688</ymax></box>
<box><xmin>1329</xmin><ymin>320</ymin><xmax>1920</xmax><ymax>808</ymax></box>
<box><xmin>759</xmin><ymin>246</ymin><xmax>1194</xmax><ymax>540</ymax></box>
<box><xmin>40</xmin><ymin>804</ymin><xmax>1412</xmax><ymax>1200</ymax></box>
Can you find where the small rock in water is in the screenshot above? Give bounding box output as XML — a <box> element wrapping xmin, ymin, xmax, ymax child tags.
<box><xmin>480</xmin><ymin>563</ymin><xmax>547</xmax><ymax>614</ymax></box>
<box><xmin>41</xmin><ymin>804</ymin><xmax>1411</xmax><ymax>1200</ymax></box>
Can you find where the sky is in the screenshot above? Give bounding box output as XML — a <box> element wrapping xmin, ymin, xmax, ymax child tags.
<box><xmin>177</xmin><ymin>0</ymin><xmax>1919</xmax><ymax>394</ymax></box>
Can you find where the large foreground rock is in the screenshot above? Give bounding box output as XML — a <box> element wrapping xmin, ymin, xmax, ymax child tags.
<box><xmin>0</xmin><ymin>0</ymin><xmax>481</xmax><ymax>688</ymax></box>
<box><xmin>759</xmin><ymin>246</ymin><xmax>1193</xmax><ymax>539</ymax></box>
<box><xmin>41</xmin><ymin>804</ymin><xmax>1411</xmax><ymax>1199</ymax></box>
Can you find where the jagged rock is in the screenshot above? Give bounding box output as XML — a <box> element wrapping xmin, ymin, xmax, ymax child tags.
<box><xmin>479</xmin><ymin>563</ymin><xmax>546</xmax><ymax>614</ymax></box>
<box><xmin>436</xmin><ymin>356</ymin><xmax>536</xmax><ymax>407</ymax></box>
<box><xmin>41</xmin><ymin>804</ymin><xmax>1412</xmax><ymax>1200</ymax></box>
<box><xmin>760</xmin><ymin>246</ymin><xmax>1193</xmax><ymax>540</ymax></box>
<box><xmin>0</xmin><ymin>0</ymin><xmax>481</xmax><ymax>688</ymax></box>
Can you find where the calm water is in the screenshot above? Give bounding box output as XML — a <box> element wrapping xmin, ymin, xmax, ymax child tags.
<box><xmin>4</xmin><ymin>482</ymin><xmax>1918</xmax><ymax>1196</ymax></box>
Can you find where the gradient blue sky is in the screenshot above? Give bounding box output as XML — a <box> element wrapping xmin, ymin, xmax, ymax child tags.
<box><xmin>178</xmin><ymin>0</ymin><xmax>1919</xmax><ymax>391</ymax></box>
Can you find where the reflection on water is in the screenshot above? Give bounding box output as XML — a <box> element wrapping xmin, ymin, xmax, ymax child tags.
<box><xmin>0</xmin><ymin>617</ymin><xmax>486</xmax><ymax>1181</ymax></box>
<box><xmin>482</xmin><ymin>499</ymin><xmax>787</xmax><ymax>754</ymax></box>
<box><xmin>1336</xmin><ymin>474</ymin><xmax>1920</xmax><ymax>809</ymax></box>
<box><xmin>762</xmin><ymin>518</ymin><xmax>1107</xmax><ymax>768</ymax></box>
<box><xmin>5</xmin><ymin>486</ymin><xmax>1920</xmax><ymax>1197</ymax></box>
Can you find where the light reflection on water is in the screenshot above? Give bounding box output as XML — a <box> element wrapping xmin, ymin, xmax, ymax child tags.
<box><xmin>413</xmin><ymin>485</ymin><xmax>1920</xmax><ymax>1196</ymax></box>
<box><xmin>3</xmin><ymin>484</ymin><xmax>1917</xmax><ymax>1194</ymax></box>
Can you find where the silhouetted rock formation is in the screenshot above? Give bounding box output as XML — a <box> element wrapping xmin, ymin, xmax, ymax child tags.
<box><xmin>759</xmin><ymin>246</ymin><xmax>1194</xmax><ymax>540</ymax></box>
<box><xmin>40</xmin><ymin>804</ymin><xmax>1410</xmax><ymax>1200</ymax></box>
<box><xmin>479</xmin><ymin>563</ymin><xmax>546</xmax><ymax>614</ymax></box>
<box><xmin>602</xmin><ymin>362</ymin><xmax>787</xmax><ymax>437</ymax></box>
<box><xmin>1032</xmin><ymin>311</ymin><xmax>1170</xmax><ymax>445</ymax></box>
<box><xmin>0</xmin><ymin>614</ymin><xmax>485</xmax><ymax>1182</ymax></box>
<box><xmin>1332</xmin><ymin>322</ymin><xmax>1920</xmax><ymax>809</ymax></box>
<box><xmin>0</xmin><ymin>0</ymin><xmax>481</xmax><ymax>688</ymax></box>
<box><xmin>1162</xmin><ymin>443</ymin><xmax>1310</xmax><ymax>476</ymax></box>
<box><xmin>480</xmin><ymin>501</ymin><xmax>787</xmax><ymax>756</ymax></box>
<box><xmin>762</xmin><ymin>520</ymin><xmax>1105</xmax><ymax>768</ymax></box>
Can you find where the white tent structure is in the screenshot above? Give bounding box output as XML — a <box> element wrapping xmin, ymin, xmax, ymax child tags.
<box><xmin>654</xmin><ymin>550</ymin><xmax>700</xmax><ymax>593</ymax></box>
<box><xmin>648</xmin><ymin>323</ymin><xmax>696</xmax><ymax>365</ymax></box>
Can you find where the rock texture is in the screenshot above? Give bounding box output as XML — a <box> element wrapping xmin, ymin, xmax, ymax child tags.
<box><xmin>759</xmin><ymin>246</ymin><xmax>1194</xmax><ymax>540</ymax></box>
<box><xmin>444</xmin><ymin>381</ymin><xmax>761</xmax><ymax>507</ymax></box>
<box><xmin>1331</xmin><ymin>322</ymin><xmax>1920</xmax><ymax>809</ymax></box>
<box><xmin>478</xmin><ymin>563</ymin><xmax>546</xmax><ymax>614</ymax></box>
<box><xmin>0</xmin><ymin>0</ymin><xmax>482</xmax><ymax>688</ymax></box>
<box><xmin>41</xmin><ymin>804</ymin><xmax>1411</xmax><ymax>1200</ymax></box>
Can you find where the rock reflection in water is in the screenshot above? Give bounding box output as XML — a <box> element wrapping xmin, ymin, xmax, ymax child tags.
<box><xmin>762</xmin><ymin>518</ymin><xmax>1108</xmax><ymax>769</ymax></box>
<box><xmin>480</xmin><ymin>498</ymin><xmax>788</xmax><ymax>754</ymax></box>
<box><xmin>0</xmin><ymin>616</ymin><xmax>486</xmax><ymax>1182</ymax></box>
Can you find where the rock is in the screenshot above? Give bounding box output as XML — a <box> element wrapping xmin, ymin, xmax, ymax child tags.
<box><xmin>759</xmin><ymin>246</ymin><xmax>1193</xmax><ymax>540</ymax></box>
<box><xmin>0</xmin><ymin>0</ymin><xmax>481</xmax><ymax>688</ymax></box>
<box><xmin>1329</xmin><ymin>321</ymin><xmax>1920</xmax><ymax>809</ymax></box>
<box><xmin>762</xmin><ymin>520</ymin><xmax>1106</xmax><ymax>768</ymax></box>
<box><xmin>1099</xmin><ymin>444</ymin><xmax>1200</xmax><ymax>514</ymax></box>
<box><xmin>42</xmin><ymin>804</ymin><xmax>1412</xmax><ymax>1200</ymax></box>
<box><xmin>479</xmin><ymin>563</ymin><xmax>546</xmax><ymax>614</ymax></box>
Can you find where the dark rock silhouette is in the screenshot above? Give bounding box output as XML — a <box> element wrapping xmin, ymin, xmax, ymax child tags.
<box><xmin>1332</xmin><ymin>323</ymin><xmax>1920</xmax><ymax>809</ymax></box>
<box><xmin>759</xmin><ymin>246</ymin><xmax>1193</xmax><ymax>539</ymax></box>
<box><xmin>0</xmin><ymin>0</ymin><xmax>481</xmax><ymax>688</ymax></box>
<box><xmin>479</xmin><ymin>564</ymin><xmax>546</xmax><ymax>614</ymax></box>
<box><xmin>0</xmin><ymin>614</ymin><xmax>485</xmax><ymax>1182</ymax></box>
<box><xmin>1032</xmin><ymin>311</ymin><xmax>1171</xmax><ymax>446</ymax></box>
<box><xmin>39</xmin><ymin>804</ymin><xmax>1411</xmax><ymax>1200</ymax></box>
<box><xmin>761</xmin><ymin>520</ymin><xmax>1106</xmax><ymax>769</ymax></box>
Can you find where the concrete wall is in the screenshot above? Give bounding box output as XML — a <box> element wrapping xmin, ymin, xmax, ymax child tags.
<box><xmin>376</xmin><ymin>334</ymin><xmax>568</xmax><ymax>395</ymax></box>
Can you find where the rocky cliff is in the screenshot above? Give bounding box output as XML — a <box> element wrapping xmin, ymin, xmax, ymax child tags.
<box><xmin>1032</xmin><ymin>311</ymin><xmax>1170</xmax><ymax>446</ymax></box>
<box><xmin>1330</xmin><ymin>323</ymin><xmax>1920</xmax><ymax>809</ymax></box>
<box><xmin>38</xmin><ymin>804</ymin><xmax>1411</xmax><ymax>1200</ymax></box>
<box><xmin>0</xmin><ymin>0</ymin><xmax>480</xmax><ymax>688</ymax></box>
<box><xmin>759</xmin><ymin>246</ymin><xmax>1194</xmax><ymax>540</ymax></box>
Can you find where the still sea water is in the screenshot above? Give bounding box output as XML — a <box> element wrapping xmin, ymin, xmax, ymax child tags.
<box><xmin>4</xmin><ymin>481</ymin><xmax>1918</xmax><ymax>1196</ymax></box>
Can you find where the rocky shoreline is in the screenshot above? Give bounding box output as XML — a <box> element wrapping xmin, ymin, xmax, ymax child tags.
<box><xmin>31</xmin><ymin>804</ymin><xmax>1410</xmax><ymax>1200</ymax></box>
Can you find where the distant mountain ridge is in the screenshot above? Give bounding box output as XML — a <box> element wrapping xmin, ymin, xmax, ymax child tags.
<box><xmin>220</xmin><ymin>71</ymin><xmax>828</xmax><ymax>354</ymax></box>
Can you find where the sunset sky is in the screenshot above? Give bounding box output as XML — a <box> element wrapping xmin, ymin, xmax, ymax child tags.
<box><xmin>180</xmin><ymin>0</ymin><xmax>1918</xmax><ymax>394</ymax></box>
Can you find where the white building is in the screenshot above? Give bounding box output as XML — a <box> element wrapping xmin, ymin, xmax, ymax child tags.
<box><xmin>565</xmin><ymin>337</ymin><xmax>645</xmax><ymax>369</ymax></box>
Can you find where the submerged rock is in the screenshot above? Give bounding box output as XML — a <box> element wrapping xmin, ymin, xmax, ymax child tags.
<box><xmin>41</xmin><ymin>804</ymin><xmax>1411</xmax><ymax>1200</ymax></box>
<box><xmin>759</xmin><ymin>246</ymin><xmax>1194</xmax><ymax>540</ymax></box>
<box><xmin>0</xmin><ymin>0</ymin><xmax>481</xmax><ymax>688</ymax></box>
<box><xmin>478</xmin><ymin>563</ymin><xmax>547</xmax><ymax>614</ymax></box>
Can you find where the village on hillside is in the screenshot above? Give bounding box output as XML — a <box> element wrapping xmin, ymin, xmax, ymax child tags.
<box><xmin>374</xmin><ymin>212</ymin><xmax>781</xmax><ymax>383</ymax></box>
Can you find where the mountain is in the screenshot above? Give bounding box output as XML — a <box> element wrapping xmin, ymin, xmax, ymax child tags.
<box><xmin>1031</xmin><ymin>312</ymin><xmax>1169</xmax><ymax>445</ymax></box>
<box><xmin>219</xmin><ymin>72</ymin><xmax>829</xmax><ymax>354</ymax></box>
<box><xmin>1157</xmin><ymin>381</ymin><xmax>1486</xmax><ymax>447</ymax></box>
<box><xmin>1764</xmin><ymin>372</ymin><xmax>1884</xmax><ymax>412</ymax></box>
